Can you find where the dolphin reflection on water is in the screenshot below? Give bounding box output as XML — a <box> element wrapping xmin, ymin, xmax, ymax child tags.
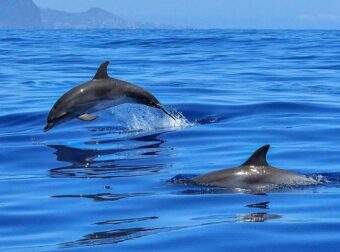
<box><xmin>59</xmin><ymin>200</ymin><xmax>281</xmax><ymax>248</ymax></box>
<box><xmin>48</xmin><ymin>132</ymin><xmax>167</xmax><ymax>179</ymax></box>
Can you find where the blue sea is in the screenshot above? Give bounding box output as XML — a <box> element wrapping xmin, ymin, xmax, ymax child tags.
<box><xmin>1</xmin><ymin>29</ymin><xmax>340</xmax><ymax>251</ymax></box>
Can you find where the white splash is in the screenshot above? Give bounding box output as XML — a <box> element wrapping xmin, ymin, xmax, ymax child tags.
<box><xmin>110</xmin><ymin>104</ymin><xmax>194</xmax><ymax>132</ymax></box>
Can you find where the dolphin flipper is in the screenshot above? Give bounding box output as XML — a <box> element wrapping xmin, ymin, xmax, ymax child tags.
<box><xmin>78</xmin><ymin>114</ymin><xmax>98</xmax><ymax>121</ymax></box>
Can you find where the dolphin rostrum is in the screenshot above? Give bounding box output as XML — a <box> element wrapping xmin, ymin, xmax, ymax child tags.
<box><xmin>192</xmin><ymin>145</ymin><xmax>318</xmax><ymax>190</ymax></box>
<box><xmin>44</xmin><ymin>61</ymin><xmax>175</xmax><ymax>131</ymax></box>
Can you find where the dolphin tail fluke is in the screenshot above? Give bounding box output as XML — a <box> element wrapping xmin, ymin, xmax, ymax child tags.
<box><xmin>242</xmin><ymin>145</ymin><xmax>270</xmax><ymax>166</ymax></box>
<box><xmin>93</xmin><ymin>61</ymin><xmax>110</xmax><ymax>80</ymax></box>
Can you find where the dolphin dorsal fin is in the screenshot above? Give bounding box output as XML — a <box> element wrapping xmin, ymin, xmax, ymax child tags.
<box><xmin>242</xmin><ymin>144</ymin><xmax>270</xmax><ymax>166</ymax></box>
<box><xmin>93</xmin><ymin>61</ymin><xmax>110</xmax><ymax>80</ymax></box>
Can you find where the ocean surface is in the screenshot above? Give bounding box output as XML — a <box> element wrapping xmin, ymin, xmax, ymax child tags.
<box><xmin>1</xmin><ymin>29</ymin><xmax>340</xmax><ymax>251</ymax></box>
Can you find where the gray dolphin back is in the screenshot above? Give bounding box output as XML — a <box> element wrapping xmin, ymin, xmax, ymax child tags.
<box><xmin>191</xmin><ymin>144</ymin><xmax>318</xmax><ymax>190</ymax></box>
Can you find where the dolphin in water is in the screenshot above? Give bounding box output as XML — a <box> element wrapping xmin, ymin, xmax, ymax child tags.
<box><xmin>192</xmin><ymin>145</ymin><xmax>319</xmax><ymax>190</ymax></box>
<box><xmin>44</xmin><ymin>61</ymin><xmax>175</xmax><ymax>131</ymax></box>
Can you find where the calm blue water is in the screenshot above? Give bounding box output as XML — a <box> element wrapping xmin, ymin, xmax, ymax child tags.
<box><xmin>1</xmin><ymin>29</ymin><xmax>340</xmax><ymax>251</ymax></box>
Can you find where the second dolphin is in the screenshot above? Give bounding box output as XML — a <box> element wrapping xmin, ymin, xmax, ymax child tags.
<box><xmin>192</xmin><ymin>145</ymin><xmax>319</xmax><ymax>190</ymax></box>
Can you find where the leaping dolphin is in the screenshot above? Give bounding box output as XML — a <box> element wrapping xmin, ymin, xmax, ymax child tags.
<box><xmin>44</xmin><ymin>61</ymin><xmax>175</xmax><ymax>131</ymax></box>
<box><xmin>192</xmin><ymin>145</ymin><xmax>318</xmax><ymax>190</ymax></box>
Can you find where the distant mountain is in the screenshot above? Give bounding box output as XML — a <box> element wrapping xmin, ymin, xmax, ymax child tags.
<box><xmin>0</xmin><ymin>0</ymin><xmax>175</xmax><ymax>29</ymax></box>
<box><xmin>0</xmin><ymin>0</ymin><xmax>42</xmax><ymax>28</ymax></box>
<box><xmin>40</xmin><ymin>7</ymin><xmax>140</xmax><ymax>29</ymax></box>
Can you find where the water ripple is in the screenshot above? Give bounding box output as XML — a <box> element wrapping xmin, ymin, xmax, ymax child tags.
<box><xmin>2</xmin><ymin>29</ymin><xmax>340</xmax><ymax>251</ymax></box>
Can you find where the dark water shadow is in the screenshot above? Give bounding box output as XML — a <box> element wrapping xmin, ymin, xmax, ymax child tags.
<box><xmin>61</xmin><ymin>227</ymin><xmax>170</xmax><ymax>248</ymax></box>
<box><xmin>60</xmin><ymin>215</ymin><xmax>171</xmax><ymax>248</ymax></box>
<box><xmin>61</xmin><ymin>202</ymin><xmax>281</xmax><ymax>249</ymax></box>
<box><xmin>237</xmin><ymin>212</ymin><xmax>282</xmax><ymax>222</ymax></box>
<box><xmin>246</xmin><ymin>201</ymin><xmax>270</xmax><ymax>209</ymax></box>
<box><xmin>95</xmin><ymin>216</ymin><xmax>158</xmax><ymax>225</ymax></box>
<box><xmin>241</xmin><ymin>201</ymin><xmax>282</xmax><ymax>222</ymax></box>
<box><xmin>192</xmin><ymin>201</ymin><xmax>281</xmax><ymax>223</ymax></box>
<box><xmin>52</xmin><ymin>192</ymin><xmax>151</xmax><ymax>202</ymax></box>
<box><xmin>49</xmin><ymin>132</ymin><xmax>170</xmax><ymax>179</ymax></box>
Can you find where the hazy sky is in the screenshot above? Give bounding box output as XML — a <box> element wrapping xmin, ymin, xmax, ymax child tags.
<box><xmin>33</xmin><ymin>0</ymin><xmax>340</xmax><ymax>29</ymax></box>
